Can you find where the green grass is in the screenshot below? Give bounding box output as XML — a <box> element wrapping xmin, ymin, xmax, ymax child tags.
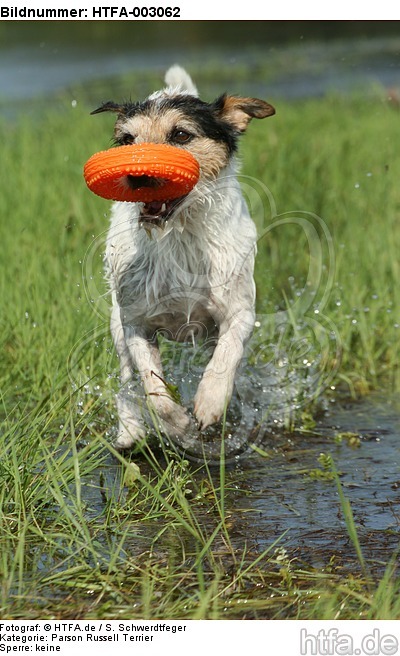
<box><xmin>247</xmin><ymin>92</ymin><xmax>400</xmax><ymax>393</ymax></box>
<box><xmin>1</xmin><ymin>76</ymin><xmax>400</xmax><ymax>619</ymax></box>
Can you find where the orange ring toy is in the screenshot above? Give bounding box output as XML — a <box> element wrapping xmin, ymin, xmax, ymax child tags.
<box><xmin>83</xmin><ymin>143</ymin><xmax>200</xmax><ymax>203</ymax></box>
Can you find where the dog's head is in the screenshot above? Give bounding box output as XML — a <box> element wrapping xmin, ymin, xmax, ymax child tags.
<box><xmin>92</xmin><ymin>66</ymin><xmax>275</xmax><ymax>227</ymax></box>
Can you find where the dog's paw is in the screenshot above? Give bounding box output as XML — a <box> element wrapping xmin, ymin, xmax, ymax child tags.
<box><xmin>114</xmin><ymin>392</ymin><xmax>147</xmax><ymax>451</ymax></box>
<box><xmin>114</xmin><ymin>429</ymin><xmax>141</xmax><ymax>452</ymax></box>
<box><xmin>114</xmin><ymin>417</ymin><xmax>147</xmax><ymax>451</ymax></box>
<box><xmin>194</xmin><ymin>376</ymin><xmax>232</xmax><ymax>430</ymax></box>
<box><xmin>150</xmin><ymin>394</ymin><xmax>191</xmax><ymax>439</ymax></box>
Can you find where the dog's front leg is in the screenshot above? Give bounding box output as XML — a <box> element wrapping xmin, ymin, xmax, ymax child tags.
<box><xmin>110</xmin><ymin>304</ymin><xmax>146</xmax><ymax>449</ymax></box>
<box><xmin>194</xmin><ymin>308</ymin><xmax>254</xmax><ymax>430</ymax></box>
<box><xmin>122</xmin><ymin>323</ymin><xmax>192</xmax><ymax>441</ymax></box>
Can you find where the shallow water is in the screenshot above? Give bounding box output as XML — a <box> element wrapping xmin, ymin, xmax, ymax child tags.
<box><xmin>66</xmin><ymin>322</ymin><xmax>400</xmax><ymax>574</ymax></box>
<box><xmin>237</xmin><ymin>395</ymin><xmax>400</xmax><ymax>570</ymax></box>
<box><xmin>77</xmin><ymin>393</ymin><xmax>400</xmax><ymax>574</ymax></box>
<box><xmin>1</xmin><ymin>36</ymin><xmax>400</xmax><ymax>105</ymax></box>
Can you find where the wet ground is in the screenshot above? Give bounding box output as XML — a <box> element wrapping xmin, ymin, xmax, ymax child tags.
<box><xmin>237</xmin><ymin>395</ymin><xmax>400</xmax><ymax>571</ymax></box>
<box><xmin>80</xmin><ymin>393</ymin><xmax>400</xmax><ymax>574</ymax></box>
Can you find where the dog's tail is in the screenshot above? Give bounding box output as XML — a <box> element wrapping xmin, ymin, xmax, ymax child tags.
<box><xmin>164</xmin><ymin>65</ymin><xmax>198</xmax><ymax>97</ymax></box>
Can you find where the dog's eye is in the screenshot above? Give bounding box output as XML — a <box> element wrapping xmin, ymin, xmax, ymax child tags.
<box><xmin>170</xmin><ymin>129</ymin><xmax>193</xmax><ymax>144</ymax></box>
<box><xmin>119</xmin><ymin>134</ymin><xmax>136</xmax><ymax>145</ymax></box>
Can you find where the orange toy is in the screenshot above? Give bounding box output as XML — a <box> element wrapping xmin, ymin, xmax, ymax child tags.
<box><xmin>83</xmin><ymin>143</ymin><xmax>200</xmax><ymax>203</ymax></box>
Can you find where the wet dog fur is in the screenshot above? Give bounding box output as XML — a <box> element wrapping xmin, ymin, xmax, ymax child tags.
<box><xmin>92</xmin><ymin>66</ymin><xmax>275</xmax><ymax>450</ymax></box>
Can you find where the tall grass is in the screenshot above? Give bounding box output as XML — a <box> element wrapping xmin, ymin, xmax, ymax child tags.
<box><xmin>247</xmin><ymin>92</ymin><xmax>400</xmax><ymax>393</ymax></box>
<box><xmin>1</xmin><ymin>81</ymin><xmax>399</xmax><ymax>618</ymax></box>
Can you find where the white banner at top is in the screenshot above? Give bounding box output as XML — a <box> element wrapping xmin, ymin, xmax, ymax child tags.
<box><xmin>0</xmin><ymin>1</ymin><xmax>399</xmax><ymax>20</ymax></box>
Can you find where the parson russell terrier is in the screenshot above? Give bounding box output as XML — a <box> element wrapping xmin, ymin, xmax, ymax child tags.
<box><xmin>92</xmin><ymin>66</ymin><xmax>275</xmax><ymax>450</ymax></box>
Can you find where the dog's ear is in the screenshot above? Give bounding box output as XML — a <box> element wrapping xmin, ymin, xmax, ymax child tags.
<box><xmin>164</xmin><ymin>65</ymin><xmax>198</xmax><ymax>97</ymax></box>
<box><xmin>90</xmin><ymin>101</ymin><xmax>127</xmax><ymax>116</ymax></box>
<box><xmin>214</xmin><ymin>94</ymin><xmax>275</xmax><ymax>132</ymax></box>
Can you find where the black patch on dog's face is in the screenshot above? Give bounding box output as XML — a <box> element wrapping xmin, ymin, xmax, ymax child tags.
<box><xmin>117</xmin><ymin>95</ymin><xmax>239</xmax><ymax>155</ymax></box>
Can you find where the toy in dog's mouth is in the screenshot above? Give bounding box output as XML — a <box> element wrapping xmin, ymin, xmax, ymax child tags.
<box><xmin>83</xmin><ymin>144</ymin><xmax>200</xmax><ymax>218</ymax></box>
<box><xmin>122</xmin><ymin>172</ymin><xmax>186</xmax><ymax>225</ymax></box>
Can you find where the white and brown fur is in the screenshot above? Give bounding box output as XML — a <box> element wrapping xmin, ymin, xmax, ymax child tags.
<box><xmin>93</xmin><ymin>66</ymin><xmax>275</xmax><ymax>450</ymax></box>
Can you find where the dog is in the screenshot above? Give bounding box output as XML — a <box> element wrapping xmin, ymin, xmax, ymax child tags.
<box><xmin>92</xmin><ymin>66</ymin><xmax>275</xmax><ymax>450</ymax></box>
